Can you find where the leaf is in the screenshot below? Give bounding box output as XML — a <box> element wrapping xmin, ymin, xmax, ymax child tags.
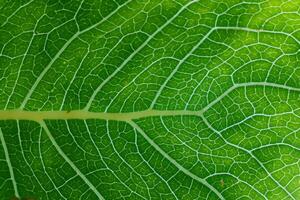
<box><xmin>0</xmin><ymin>0</ymin><xmax>300</xmax><ymax>199</ymax></box>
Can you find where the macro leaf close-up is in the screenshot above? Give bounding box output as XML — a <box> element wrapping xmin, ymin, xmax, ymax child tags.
<box><xmin>0</xmin><ymin>0</ymin><xmax>300</xmax><ymax>199</ymax></box>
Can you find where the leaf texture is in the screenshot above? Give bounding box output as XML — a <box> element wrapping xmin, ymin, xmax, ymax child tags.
<box><xmin>0</xmin><ymin>0</ymin><xmax>300</xmax><ymax>199</ymax></box>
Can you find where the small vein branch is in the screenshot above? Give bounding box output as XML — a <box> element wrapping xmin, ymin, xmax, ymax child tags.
<box><xmin>0</xmin><ymin>128</ymin><xmax>20</xmax><ymax>198</ymax></box>
<box><xmin>128</xmin><ymin>120</ymin><xmax>225</xmax><ymax>200</ymax></box>
<box><xmin>39</xmin><ymin>121</ymin><xmax>105</xmax><ymax>200</ymax></box>
<box><xmin>200</xmin><ymin>115</ymin><xmax>296</xmax><ymax>200</ymax></box>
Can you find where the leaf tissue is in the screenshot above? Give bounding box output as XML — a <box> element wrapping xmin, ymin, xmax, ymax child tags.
<box><xmin>0</xmin><ymin>0</ymin><xmax>299</xmax><ymax>199</ymax></box>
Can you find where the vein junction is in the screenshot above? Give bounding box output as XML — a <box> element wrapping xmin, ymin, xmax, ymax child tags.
<box><xmin>2</xmin><ymin>82</ymin><xmax>300</xmax><ymax>122</ymax></box>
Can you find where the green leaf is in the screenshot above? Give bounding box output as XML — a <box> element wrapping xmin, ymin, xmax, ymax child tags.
<box><xmin>0</xmin><ymin>0</ymin><xmax>300</xmax><ymax>199</ymax></box>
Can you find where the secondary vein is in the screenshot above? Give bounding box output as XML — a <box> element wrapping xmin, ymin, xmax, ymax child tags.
<box><xmin>0</xmin><ymin>128</ymin><xmax>20</xmax><ymax>198</ymax></box>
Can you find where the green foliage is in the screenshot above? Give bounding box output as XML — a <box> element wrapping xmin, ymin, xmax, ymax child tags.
<box><xmin>0</xmin><ymin>0</ymin><xmax>300</xmax><ymax>199</ymax></box>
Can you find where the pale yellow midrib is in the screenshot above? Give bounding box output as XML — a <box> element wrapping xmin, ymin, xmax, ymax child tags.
<box><xmin>0</xmin><ymin>109</ymin><xmax>202</xmax><ymax>122</ymax></box>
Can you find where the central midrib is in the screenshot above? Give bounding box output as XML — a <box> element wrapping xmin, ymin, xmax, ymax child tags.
<box><xmin>0</xmin><ymin>109</ymin><xmax>202</xmax><ymax>121</ymax></box>
<box><xmin>3</xmin><ymin>81</ymin><xmax>299</xmax><ymax>122</ymax></box>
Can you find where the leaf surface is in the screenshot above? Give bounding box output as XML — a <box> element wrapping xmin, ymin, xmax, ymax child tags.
<box><xmin>0</xmin><ymin>0</ymin><xmax>300</xmax><ymax>199</ymax></box>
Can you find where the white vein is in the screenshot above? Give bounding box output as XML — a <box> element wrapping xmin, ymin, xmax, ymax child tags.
<box><xmin>19</xmin><ymin>0</ymin><xmax>134</xmax><ymax>109</ymax></box>
<box><xmin>84</xmin><ymin>0</ymin><xmax>200</xmax><ymax>110</ymax></box>
<box><xmin>0</xmin><ymin>128</ymin><xmax>20</xmax><ymax>198</ymax></box>
<box><xmin>128</xmin><ymin>120</ymin><xmax>225</xmax><ymax>200</ymax></box>
<box><xmin>83</xmin><ymin>120</ymin><xmax>147</xmax><ymax>199</ymax></box>
<box><xmin>150</xmin><ymin>26</ymin><xmax>300</xmax><ymax>109</ymax></box>
<box><xmin>40</xmin><ymin>121</ymin><xmax>105</xmax><ymax>200</ymax></box>
<box><xmin>201</xmin><ymin>115</ymin><xmax>296</xmax><ymax>200</ymax></box>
